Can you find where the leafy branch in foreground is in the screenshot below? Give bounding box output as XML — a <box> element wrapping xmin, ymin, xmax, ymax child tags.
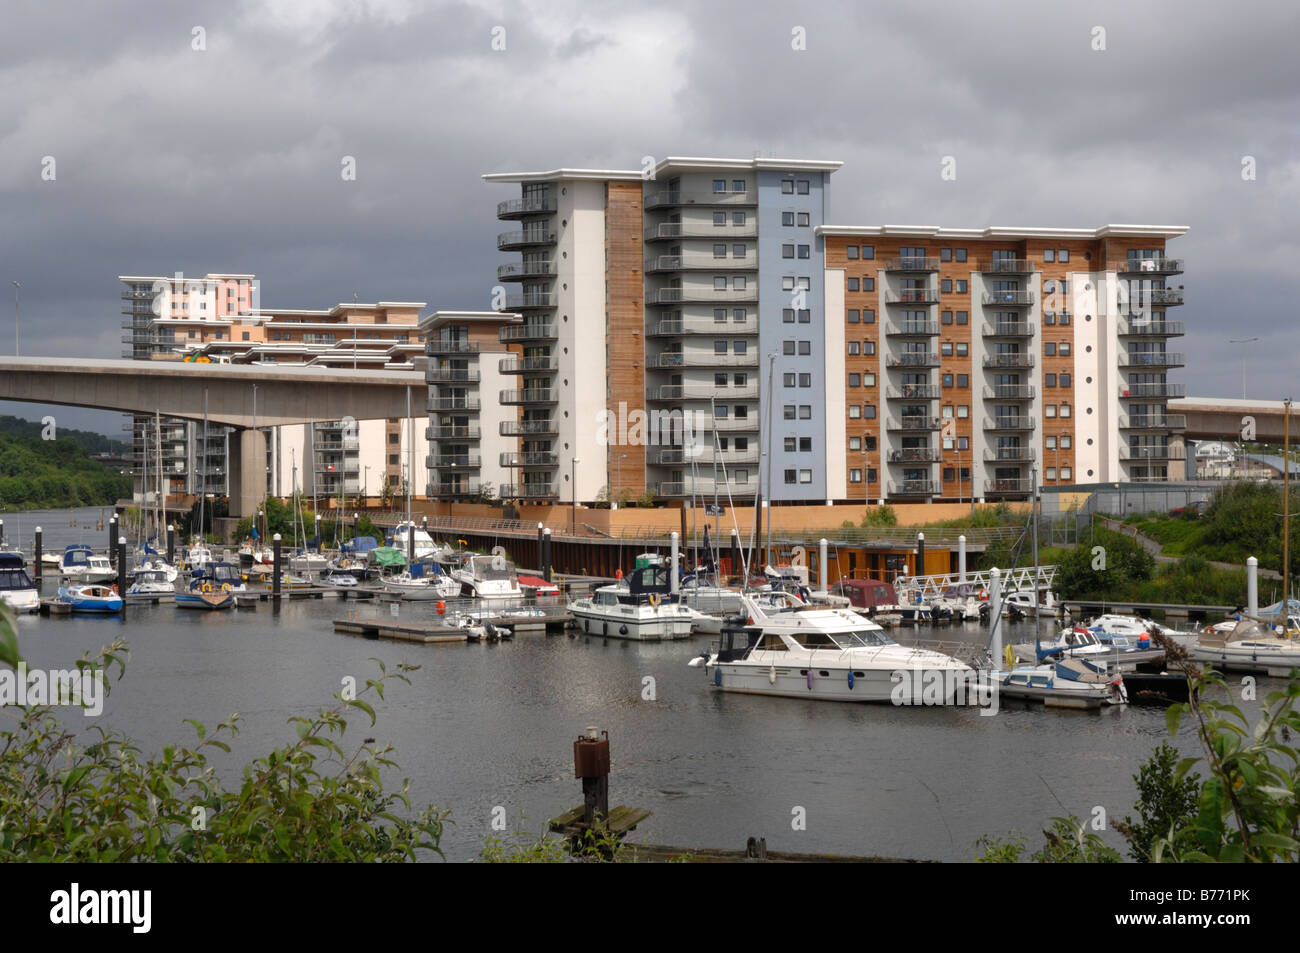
<box><xmin>0</xmin><ymin>604</ymin><xmax>447</xmax><ymax>861</ymax></box>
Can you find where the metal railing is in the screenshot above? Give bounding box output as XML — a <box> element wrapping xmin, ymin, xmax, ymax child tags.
<box><xmin>649</xmin><ymin>318</ymin><xmax>757</xmax><ymax>336</ymax></box>
<box><xmin>644</xmin><ymin>189</ymin><xmax>756</xmax><ymax>208</ymax></box>
<box><xmin>497</xmin><ymin>230</ymin><xmax>556</xmax><ymax>249</ymax></box>
<box><xmin>426</xmin><ymin>425</ymin><xmax>481</xmax><ymax>440</ymax></box>
<box><xmin>1119</xmin><ymin>445</ymin><xmax>1187</xmax><ymax>461</ymax></box>
<box><xmin>982</xmin><ymin>354</ymin><xmax>1034</xmax><ymax>368</ymax></box>
<box><xmin>984</xmin><ymin>478</ymin><xmax>1033</xmax><ymax>494</ymax></box>
<box><xmin>983</xmin><ymin>384</ymin><xmax>1035</xmax><ymax>399</ymax></box>
<box><xmin>887</xmin><ymin>448</ymin><xmax>940</xmax><ymax>463</ymax></box>
<box><xmin>425</xmin><ymin>339</ymin><xmax>480</xmax><ymax>355</ymax></box>
<box><xmin>1113</xmin><ymin>258</ymin><xmax>1183</xmax><ymax>275</ymax></box>
<box><xmin>983</xmin><ymin>416</ymin><xmax>1036</xmax><ymax>431</ymax></box>
<box><xmin>1117</xmin><ymin>319</ymin><xmax>1185</xmax><ymax>336</ymax></box>
<box><xmin>500</xmin><ymin>451</ymin><xmax>558</xmax><ymax>467</ymax></box>
<box><xmin>885</xmin><ymin>289</ymin><xmax>941</xmax><ymax>304</ymax></box>
<box><xmin>1120</xmin><ymin>414</ymin><xmax>1187</xmax><ymax>430</ymax></box>
<box><xmin>885</xmin><ymin>321</ymin><xmax>939</xmax><ymax>336</ymax></box>
<box><xmin>888</xmin><ymin>480</ymin><xmax>939</xmax><ymax>496</ymax></box>
<box><xmin>648</xmin><ymin>288</ymin><xmax>757</xmax><ymax>304</ymax></box>
<box><xmin>497</xmin><ymin>195</ymin><xmax>556</xmax><ymax>218</ymax></box>
<box><xmin>644</xmin><ymin>222</ymin><xmax>758</xmax><ymax>241</ymax></box>
<box><xmin>1119</xmin><ymin>352</ymin><xmax>1185</xmax><ymax>367</ymax></box>
<box><xmin>980</xmin><ymin>259</ymin><xmax>1037</xmax><ymax>274</ymax></box>
<box><xmin>882</xmin><ymin>257</ymin><xmax>940</xmax><ymax>272</ymax></box>
<box><xmin>499</xmin><ymin>293</ymin><xmax>556</xmax><ymax>310</ymax></box>
<box><xmin>426</xmin><ymin>396</ymin><xmax>481</xmax><ymax>412</ymax></box>
<box><xmin>886</xmin><ymin>385</ymin><xmax>941</xmax><ymax>400</ymax></box>
<box><xmin>499</xmin><ymin>420</ymin><xmax>557</xmax><ymax>437</ymax></box>
<box><xmin>498</xmin><ymin>356</ymin><xmax>558</xmax><ymax>374</ymax></box>
<box><xmin>981</xmin><ymin>290</ymin><xmax>1033</xmax><ymax>306</ymax></box>
<box><xmin>1119</xmin><ymin>383</ymin><xmax>1185</xmax><ymax>398</ymax></box>
<box><xmin>984</xmin><ymin>446</ymin><xmax>1035</xmax><ymax>462</ymax></box>
<box><xmin>498</xmin><ymin>324</ymin><xmax>557</xmax><ymax>342</ymax></box>
<box><xmin>982</xmin><ymin>321</ymin><xmax>1034</xmax><ymax>337</ymax></box>
<box><xmin>424</xmin><ymin>367</ymin><xmax>481</xmax><ymax>383</ymax></box>
<box><xmin>886</xmin><ymin>415</ymin><xmax>941</xmax><ymax>430</ymax></box>
<box><xmin>497</xmin><ymin>261</ymin><xmax>556</xmax><ymax>280</ymax></box>
<box><xmin>885</xmin><ymin>352</ymin><xmax>940</xmax><ymax>367</ymax></box>
<box><xmin>499</xmin><ymin>388</ymin><xmax>557</xmax><ymax>405</ymax></box>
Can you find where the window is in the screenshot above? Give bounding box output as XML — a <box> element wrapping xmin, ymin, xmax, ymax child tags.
<box><xmin>734</xmin><ymin>373</ymin><xmax>746</xmax><ymax>386</ymax></box>
<box><xmin>863</xmin><ymin>405</ymin><xmax>876</xmax><ymax>419</ymax></box>
<box><xmin>1045</xmin><ymin>405</ymin><xmax>1057</xmax><ymax>418</ymax></box>
<box><xmin>797</xmin><ymin>180</ymin><xmax>809</xmax><ymax>194</ymax></box>
<box><xmin>848</xmin><ymin>405</ymin><xmax>861</xmax><ymax>419</ymax></box>
<box><xmin>1043</xmin><ymin>312</ymin><xmax>1056</xmax><ymax>326</ymax></box>
<box><xmin>784</xmin><ymin>469</ymin><xmax>796</xmax><ymax>484</ymax></box>
<box><xmin>861</xmin><ymin>246</ymin><xmax>875</xmax><ymax>260</ymax></box>
<box><xmin>799</xmin><ymin>469</ymin><xmax>812</xmax><ymax>483</ymax></box>
<box><xmin>941</xmin><ymin>311</ymin><xmax>954</xmax><ymax>325</ymax></box>
<box><xmin>863</xmin><ymin>342</ymin><xmax>876</xmax><ymax>355</ymax></box>
<box><xmin>242</xmin><ymin>332</ymin><xmax>250</xmax><ymax>341</ymax></box>
<box><xmin>784</xmin><ymin>244</ymin><xmax>796</xmax><ymax>259</ymax></box>
<box><xmin>942</xmin><ymin>405</ymin><xmax>954</xmax><ymax>418</ymax></box>
<box><xmin>713</xmin><ymin>211</ymin><xmax>726</xmax><ymax>226</ymax></box>
<box><xmin>1044</xmin><ymin>342</ymin><xmax>1056</xmax><ymax>356</ymax></box>
<box><xmin>956</xmin><ymin>280</ymin><xmax>968</xmax><ymax>294</ymax></box>
<box><xmin>714</xmin><ymin>244</ymin><xmax>727</xmax><ymax>258</ymax></box>
<box><xmin>940</xmin><ymin>248</ymin><xmax>952</xmax><ymax>262</ymax></box>
<box><xmin>956</xmin><ymin>343</ymin><xmax>968</xmax><ymax>357</ymax></box>
<box><xmin>957</xmin><ymin>405</ymin><xmax>969</xmax><ymax>418</ymax></box>
<box><xmin>797</xmin><ymin>212</ymin><xmax>810</xmax><ymax>227</ymax></box>
<box><xmin>862</xmin><ymin>277</ymin><xmax>875</xmax><ymax>292</ymax></box>
<box><xmin>941</xmin><ymin>342</ymin><xmax>954</xmax><ymax>356</ymax></box>
<box><xmin>735</xmin><ymin>437</ymin><xmax>748</xmax><ymax>450</ymax></box>
<box><xmin>846</xmin><ymin>246</ymin><xmax>859</xmax><ymax>260</ymax></box>
<box><xmin>849</xmin><ymin>436</ymin><xmax>861</xmax><ymax>450</ymax></box>
<box><xmin>1058</xmin><ymin>249</ymin><xmax>1069</xmax><ymax>263</ymax></box>
<box><xmin>1045</xmin><ymin>373</ymin><xmax>1057</xmax><ymax>386</ymax></box>
<box><xmin>1046</xmin><ymin>467</ymin><xmax>1057</xmax><ymax>481</ymax></box>
<box><xmin>731</xmin><ymin>244</ymin><xmax>746</xmax><ymax>258</ymax></box>
<box><xmin>782</xmin><ymin>212</ymin><xmax>794</xmax><ymax>226</ymax></box>
<box><xmin>800</xmin><ymin>437</ymin><xmax>812</xmax><ymax>452</ymax></box>
<box><xmin>863</xmin><ymin>373</ymin><xmax>875</xmax><ymax>386</ymax></box>
<box><xmin>784</xmin><ymin>405</ymin><xmax>796</xmax><ymax>419</ymax></box>
<box><xmin>798</xmin><ymin>341</ymin><xmax>810</xmax><ymax>355</ymax></box>
<box><xmin>784</xmin><ymin>372</ymin><xmax>796</xmax><ymax>387</ymax></box>
<box><xmin>848</xmin><ymin>341</ymin><xmax>860</xmax><ymax>355</ymax></box>
<box><xmin>956</xmin><ymin>311</ymin><xmax>968</xmax><ymax>325</ymax></box>
<box><xmin>1046</xmin><ymin>436</ymin><xmax>1057</xmax><ymax>450</ymax></box>
<box><xmin>733</xmin><ymin>308</ymin><xmax>746</xmax><ymax>322</ymax></box>
<box><xmin>847</xmin><ymin>309</ymin><xmax>860</xmax><ymax>323</ymax></box>
<box><xmin>781</xmin><ymin>179</ymin><xmax>794</xmax><ymax>194</ymax></box>
<box><xmin>944</xmin><ymin>468</ymin><xmax>955</xmax><ymax>482</ymax></box>
<box><xmin>941</xmin><ymin>279</ymin><xmax>953</xmax><ymax>294</ymax></box>
<box><xmin>734</xmin><ymin>340</ymin><xmax>747</xmax><ymax>353</ymax></box>
<box><xmin>783</xmin><ymin>341</ymin><xmax>795</xmax><ymax>355</ymax></box>
<box><xmin>957</xmin><ymin>374</ymin><xmax>968</xmax><ymax>388</ymax></box>
<box><xmin>713</xmin><ymin>179</ymin><xmax>727</xmax><ymax>193</ymax></box>
<box><xmin>715</xmin><ymin>405</ymin><xmax>728</xmax><ymax>418</ymax></box>
<box><xmin>733</xmin><ymin>180</ymin><xmax>746</xmax><ymax>193</ymax></box>
<box><xmin>783</xmin><ymin>308</ymin><xmax>795</xmax><ymax>323</ymax></box>
<box><xmin>714</xmin><ymin>277</ymin><xmax>727</xmax><ymax>290</ymax></box>
<box><xmin>1060</xmin><ymin>373</ymin><xmax>1071</xmax><ymax>387</ymax></box>
<box><xmin>799</xmin><ymin>373</ymin><xmax>811</xmax><ymax>387</ymax></box>
<box><xmin>1044</xmin><ymin>249</ymin><xmax>1055</xmax><ymax>263</ymax></box>
<box><xmin>714</xmin><ymin>340</ymin><xmax>727</xmax><ymax>354</ymax></box>
<box><xmin>734</xmin><ymin>469</ymin><xmax>749</xmax><ymax>483</ymax></box>
<box><xmin>849</xmin><ymin>469</ymin><xmax>862</xmax><ymax>483</ymax></box>
<box><xmin>733</xmin><ymin>276</ymin><xmax>745</xmax><ymax>290</ymax></box>
<box><xmin>1061</xmin><ymin>466</ymin><xmax>1072</xmax><ymax>480</ymax></box>
<box><xmin>797</xmin><ymin>309</ymin><xmax>810</xmax><ymax>323</ymax></box>
<box><xmin>1059</xmin><ymin>312</ymin><xmax>1071</xmax><ymax>326</ymax></box>
<box><xmin>1060</xmin><ymin>435</ymin><xmax>1072</xmax><ymax>449</ymax></box>
<box><xmin>1060</xmin><ymin>404</ymin><xmax>1071</xmax><ymax>418</ymax></box>
<box><xmin>799</xmin><ymin>405</ymin><xmax>811</xmax><ymax>419</ymax></box>
<box><xmin>847</xmin><ymin>277</ymin><xmax>858</xmax><ymax>291</ymax></box>
<box><xmin>957</xmin><ymin>436</ymin><xmax>969</xmax><ymax>450</ymax></box>
<box><xmin>942</xmin><ymin>373</ymin><xmax>954</xmax><ymax>387</ymax></box>
<box><xmin>955</xmin><ymin>248</ymin><xmax>967</xmax><ymax>262</ymax></box>
<box><xmin>1059</xmin><ymin>342</ymin><xmax>1071</xmax><ymax>356</ymax></box>
<box><xmin>798</xmin><ymin>245</ymin><xmax>810</xmax><ymax>259</ymax></box>
<box><xmin>716</xmin><ymin>373</ymin><xmax>729</xmax><ymax>387</ymax></box>
<box><xmin>714</xmin><ymin>308</ymin><xmax>727</xmax><ymax>323</ymax></box>
<box><xmin>849</xmin><ymin>373</ymin><xmax>861</xmax><ymax>387</ymax></box>
<box><xmin>784</xmin><ymin>437</ymin><xmax>796</xmax><ymax>452</ymax></box>
<box><xmin>863</xmin><ymin>309</ymin><xmax>876</xmax><ymax>324</ymax></box>
<box><xmin>733</xmin><ymin>211</ymin><xmax>745</xmax><ymax>225</ymax></box>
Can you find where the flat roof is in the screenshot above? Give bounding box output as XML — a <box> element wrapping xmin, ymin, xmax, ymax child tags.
<box><xmin>817</xmin><ymin>224</ymin><xmax>1189</xmax><ymax>240</ymax></box>
<box><xmin>484</xmin><ymin>156</ymin><xmax>843</xmax><ymax>184</ymax></box>
<box><xmin>420</xmin><ymin>310</ymin><xmax>522</xmax><ymax>329</ymax></box>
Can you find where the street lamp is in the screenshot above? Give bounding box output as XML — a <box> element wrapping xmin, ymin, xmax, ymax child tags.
<box><xmin>11</xmin><ymin>281</ymin><xmax>19</xmax><ymax>355</ymax></box>
<box><xmin>1229</xmin><ymin>337</ymin><xmax>1259</xmax><ymax>400</ymax></box>
<box><xmin>571</xmin><ymin>457</ymin><xmax>580</xmax><ymax>533</ymax></box>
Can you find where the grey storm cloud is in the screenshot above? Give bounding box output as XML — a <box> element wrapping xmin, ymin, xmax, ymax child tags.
<box><xmin>1</xmin><ymin>0</ymin><xmax>1298</xmax><ymax>433</ymax></box>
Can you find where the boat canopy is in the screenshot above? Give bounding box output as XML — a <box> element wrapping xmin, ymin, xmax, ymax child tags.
<box><xmin>343</xmin><ymin>536</ymin><xmax>379</xmax><ymax>554</ymax></box>
<box><xmin>370</xmin><ymin>547</ymin><xmax>407</xmax><ymax>568</ymax></box>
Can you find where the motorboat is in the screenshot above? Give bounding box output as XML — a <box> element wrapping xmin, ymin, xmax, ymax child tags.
<box><xmin>127</xmin><ymin>568</ymin><xmax>175</xmax><ymax>597</ymax></box>
<box><xmin>0</xmin><ymin>552</ymin><xmax>40</xmax><ymax>613</ymax></box>
<box><xmin>132</xmin><ymin>555</ymin><xmax>178</xmax><ymax>584</ymax></box>
<box><xmin>1010</xmin><ymin>624</ymin><xmax>1163</xmax><ymax>671</ymax></box>
<box><xmin>386</xmin><ymin>522</ymin><xmax>447</xmax><ymax>561</ymax></box>
<box><xmin>56</xmin><ymin>584</ymin><xmax>123</xmax><ymax>614</ymax></box>
<box><xmin>677</xmin><ymin>571</ymin><xmax>746</xmax><ymax>623</ymax></box>
<box><xmin>1191</xmin><ymin>619</ymin><xmax>1300</xmax><ymax>676</ymax></box>
<box><xmin>319</xmin><ymin>568</ymin><xmax>359</xmax><ymax>588</ymax></box>
<box><xmin>517</xmin><ymin>574</ymin><xmax>560</xmax><ymax>599</ymax></box>
<box><xmin>59</xmin><ymin>545</ymin><xmax>116</xmax><ymax>583</ymax></box>
<box><xmin>451</xmin><ymin>554</ymin><xmax>524</xmax><ymax>602</ymax></box>
<box><xmin>991</xmin><ymin>657</ymin><xmax>1128</xmax><ymax>709</ymax></box>
<box><xmin>1001</xmin><ymin>590</ymin><xmax>1060</xmax><ymax>619</ymax></box>
<box><xmin>185</xmin><ymin>541</ymin><xmax>215</xmax><ymax>572</ymax></box>
<box><xmin>178</xmin><ymin>562</ymin><xmax>242</xmax><ymax>610</ymax></box>
<box><xmin>570</xmin><ymin>563</ymin><xmax>694</xmax><ymax>640</ymax></box>
<box><xmin>289</xmin><ymin>550</ymin><xmax>329</xmax><ymax>574</ymax></box>
<box><xmin>384</xmin><ymin>564</ymin><xmax>460</xmax><ymax>600</ymax></box>
<box><xmin>176</xmin><ymin>588</ymin><xmax>235</xmax><ymax>610</ymax></box>
<box><xmin>689</xmin><ymin>593</ymin><xmax>972</xmax><ymax>702</ymax></box>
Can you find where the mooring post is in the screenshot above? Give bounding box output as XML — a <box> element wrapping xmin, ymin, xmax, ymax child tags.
<box><xmin>989</xmin><ymin>567</ymin><xmax>1003</xmax><ymax>665</ymax></box>
<box><xmin>0</xmin><ymin>519</ymin><xmax>4</xmax><ymax>548</ymax></box>
<box><xmin>536</xmin><ymin>522</ymin><xmax>544</xmax><ymax>574</ymax></box>
<box><xmin>543</xmin><ymin>528</ymin><xmax>552</xmax><ymax>582</ymax></box>
<box><xmin>272</xmin><ymin>533</ymin><xmax>282</xmax><ymax>606</ymax></box>
<box><xmin>34</xmin><ymin>527</ymin><xmax>42</xmax><ymax>587</ymax></box>
<box><xmin>730</xmin><ymin>529</ymin><xmax>740</xmax><ymax>581</ymax></box>
<box><xmin>670</xmin><ymin>532</ymin><xmax>680</xmax><ymax>594</ymax></box>
<box><xmin>573</xmin><ymin>726</ymin><xmax>610</xmax><ymax>829</ymax></box>
<box><xmin>117</xmin><ymin>536</ymin><xmax>127</xmax><ymax>614</ymax></box>
<box><xmin>818</xmin><ymin>538</ymin><xmax>828</xmax><ymax>594</ymax></box>
<box><xmin>1247</xmin><ymin>556</ymin><xmax>1258</xmax><ymax>618</ymax></box>
<box><xmin>167</xmin><ymin>523</ymin><xmax>175</xmax><ymax>564</ymax></box>
<box><xmin>958</xmin><ymin>534</ymin><xmax>967</xmax><ymax>584</ymax></box>
<box><xmin>108</xmin><ymin>516</ymin><xmax>118</xmax><ymax>568</ymax></box>
<box><xmin>915</xmin><ymin>531</ymin><xmax>925</xmax><ymax>584</ymax></box>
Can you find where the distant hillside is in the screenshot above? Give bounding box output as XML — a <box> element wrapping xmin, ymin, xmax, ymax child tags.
<box><xmin>0</xmin><ymin>415</ymin><xmax>129</xmax><ymax>456</ymax></box>
<box><xmin>0</xmin><ymin>432</ymin><xmax>132</xmax><ymax>510</ymax></box>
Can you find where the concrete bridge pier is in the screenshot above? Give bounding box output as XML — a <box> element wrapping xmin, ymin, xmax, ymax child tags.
<box><xmin>226</xmin><ymin>428</ymin><xmax>268</xmax><ymax>519</ymax></box>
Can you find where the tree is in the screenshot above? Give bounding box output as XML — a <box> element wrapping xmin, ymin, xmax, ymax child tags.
<box><xmin>1117</xmin><ymin>741</ymin><xmax>1202</xmax><ymax>862</ymax></box>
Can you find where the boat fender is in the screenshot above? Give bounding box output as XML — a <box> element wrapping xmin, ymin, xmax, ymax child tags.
<box><xmin>847</xmin><ymin>670</ymin><xmax>855</xmax><ymax>690</ymax></box>
<box><xmin>619</xmin><ymin>625</ymin><xmax>628</xmax><ymax>636</ymax></box>
<box><xmin>1005</xmin><ymin>644</ymin><xmax>1016</xmax><ymax>667</ymax></box>
<box><xmin>484</xmin><ymin>621</ymin><xmax>498</xmax><ymax>639</ymax></box>
<box><xmin>807</xmin><ymin>670</ymin><xmax>814</xmax><ymax>690</ymax></box>
<box><xmin>436</xmin><ymin>600</ymin><xmax>445</xmax><ymax>615</ymax></box>
<box><xmin>648</xmin><ymin>593</ymin><xmax>661</xmax><ymax>607</ymax></box>
<box><xmin>979</xmin><ymin>589</ymin><xmax>989</xmax><ymax>601</ymax></box>
<box><xmin>714</xmin><ymin>667</ymin><xmax>722</xmax><ymax>687</ymax></box>
<box><xmin>769</xmin><ymin>664</ymin><xmax>776</xmax><ymax>685</ymax></box>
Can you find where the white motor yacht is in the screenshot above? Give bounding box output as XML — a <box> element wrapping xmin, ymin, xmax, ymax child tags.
<box><xmin>58</xmin><ymin>545</ymin><xmax>116</xmax><ymax>583</ymax></box>
<box><xmin>689</xmin><ymin>593</ymin><xmax>972</xmax><ymax>702</ymax></box>
<box><xmin>991</xmin><ymin>657</ymin><xmax>1128</xmax><ymax>709</ymax></box>
<box><xmin>570</xmin><ymin>564</ymin><xmax>694</xmax><ymax>640</ymax></box>
<box><xmin>388</xmin><ymin>522</ymin><xmax>447</xmax><ymax>561</ymax></box>
<box><xmin>127</xmin><ymin>568</ymin><xmax>175</xmax><ymax>597</ymax></box>
<box><xmin>451</xmin><ymin>554</ymin><xmax>523</xmax><ymax>602</ymax></box>
<box><xmin>0</xmin><ymin>553</ymin><xmax>40</xmax><ymax>613</ymax></box>
<box><xmin>1192</xmin><ymin>619</ymin><xmax>1300</xmax><ymax>676</ymax></box>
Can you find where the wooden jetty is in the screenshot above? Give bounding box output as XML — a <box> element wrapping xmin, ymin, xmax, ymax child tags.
<box><xmin>332</xmin><ymin>617</ymin><xmax>475</xmax><ymax>644</ymax></box>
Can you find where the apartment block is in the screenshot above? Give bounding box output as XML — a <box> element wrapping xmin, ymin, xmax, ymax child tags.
<box><xmin>821</xmin><ymin>225</ymin><xmax>1188</xmax><ymax>501</ymax></box>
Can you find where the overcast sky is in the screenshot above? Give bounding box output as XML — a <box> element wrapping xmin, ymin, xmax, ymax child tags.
<box><xmin>2</xmin><ymin>0</ymin><xmax>1297</xmax><ymax>435</ymax></box>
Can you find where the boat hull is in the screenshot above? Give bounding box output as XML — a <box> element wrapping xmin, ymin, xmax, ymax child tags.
<box><xmin>176</xmin><ymin>591</ymin><xmax>235</xmax><ymax>610</ymax></box>
<box><xmin>571</xmin><ymin>608</ymin><xmax>694</xmax><ymax>641</ymax></box>
<box><xmin>707</xmin><ymin>663</ymin><xmax>965</xmax><ymax>703</ymax></box>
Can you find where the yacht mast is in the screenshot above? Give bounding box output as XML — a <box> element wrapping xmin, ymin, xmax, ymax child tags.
<box><xmin>198</xmin><ymin>388</ymin><xmax>207</xmax><ymax>544</ymax></box>
<box><xmin>156</xmin><ymin>409</ymin><xmax>165</xmax><ymax>545</ymax></box>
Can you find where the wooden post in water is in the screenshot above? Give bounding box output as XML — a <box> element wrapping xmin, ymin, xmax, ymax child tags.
<box><xmin>272</xmin><ymin>533</ymin><xmax>282</xmax><ymax>606</ymax></box>
<box><xmin>542</xmin><ymin>528</ymin><xmax>552</xmax><ymax>582</ymax></box>
<box><xmin>573</xmin><ymin>727</ymin><xmax>610</xmax><ymax>828</ymax></box>
<box><xmin>108</xmin><ymin>516</ymin><xmax>118</xmax><ymax>568</ymax></box>
<box><xmin>167</xmin><ymin>524</ymin><xmax>175</xmax><ymax>564</ymax></box>
<box><xmin>34</xmin><ymin>527</ymin><xmax>42</xmax><ymax>587</ymax></box>
<box><xmin>536</xmin><ymin>522</ymin><xmax>543</xmax><ymax>574</ymax></box>
<box><xmin>0</xmin><ymin>519</ymin><xmax>4</xmax><ymax>548</ymax></box>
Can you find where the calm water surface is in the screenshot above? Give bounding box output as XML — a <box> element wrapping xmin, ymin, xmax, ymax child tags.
<box><xmin>7</xmin><ymin>508</ymin><xmax>1267</xmax><ymax>862</ymax></box>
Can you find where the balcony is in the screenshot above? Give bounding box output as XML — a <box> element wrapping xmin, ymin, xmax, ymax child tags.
<box><xmin>888</xmin><ymin>480</ymin><xmax>939</xmax><ymax>497</ymax></box>
<box><xmin>648</xmin><ymin>318</ymin><xmax>757</xmax><ymax>336</ymax></box>
<box><xmin>497</xmin><ymin>230</ymin><xmax>556</xmax><ymax>250</ymax></box>
<box><xmin>424</xmin><ymin>366</ymin><xmax>481</xmax><ymax>383</ymax></box>
<box><xmin>647</xmin><ymin>254</ymin><xmax>753</xmax><ymax>272</ymax></box>
<box><xmin>426</xmin><ymin>396</ymin><xmax>481</xmax><ymax>412</ymax></box>
<box><xmin>650</xmin><ymin>384</ymin><xmax>758</xmax><ymax>401</ymax></box>
<box><xmin>648</xmin><ymin>447</ymin><xmax>760</xmax><ymax>466</ymax></box>
<box><xmin>498</xmin><ymin>482</ymin><xmax>558</xmax><ymax>500</ymax></box>
<box><xmin>657</xmin><ymin>479</ymin><xmax>758</xmax><ymax>497</ymax></box>
<box><xmin>1112</xmin><ymin>258</ymin><xmax>1183</xmax><ymax>276</ymax></box>
<box><xmin>981</xmin><ymin>290</ymin><xmax>1033</xmax><ymax>307</ymax></box>
<box><xmin>1148</xmin><ymin>289</ymin><xmax>1185</xmax><ymax>306</ymax></box>
<box><xmin>497</xmin><ymin>261</ymin><xmax>556</xmax><ymax>281</ymax></box>
<box><xmin>428</xmin><ymin>480</ymin><xmax>483</xmax><ymax>499</ymax></box>
<box><xmin>885</xmin><ymin>385</ymin><xmax>941</xmax><ymax>400</ymax></box>
<box><xmin>500</xmin><ymin>451</ymin><xmax>559</xmax><ymax>468</ymax></box>
<box><xmin>886</xmin><ymin>415</ymin><xmax>941</xmax><ymax>431</ymax></box>
<box><xmin>500</xmin><ymin>419</ymin><xmax>558</xmax><ymax>437</ymax></box>
<box><xmin>497</xmin><ymin>195</ymin><xmax>556</xmax><ymax>219</ymax></box>
<box><xmin>982</xmin><ymin>354</ymin><xmax>1034</xmax><ymax>369</ymax></box>
<box><xmin>704</xmin><ymin>417</ymin><xmax>762</xmax><ymax>433</ymax></box>
<box><xmin>885</xmin><ymin>289</ymin><xmax>940</xmax><ymax>305</ymax></box>
<box><xmin>426</xmin><ymin>339</ymin><xmax>480</xmax><ymax>356</ymax></box>
<box><xmin>426</xmin><ymin>425</ymin><xmax>481</xmax><ymax>441</ymax></box>
<box><xmin>499</xmin><ymin>388</ymin><xmax>557</xmax><ymax>405</ymax></box>
<box><xmin>887</xmin><ymin>448</ymin><xmax>941</xmax><ymax>464</ymax></box>
<box><xmin>983</xmin><ymin>416</ymin><xmax>1036</xmax><ymax>431</ymax></box>
<box><xmin>982</xmin><ymin>384</ymin><xmax>1036</xmax><ymax>400</ymax></box>
<box><xmin>982</xmin><ymin>321</ymin><xmax>1034</xmax><ymax>337</ymax></box>
<box><xmin>644</xmin><ymin>222</ymin><xmax>758</xmax><ymax>241</ymax></box>
<box><xmin>648</xmin><ymin>287</ymin><xmax>757</xmax><ymax>305</ymax></box>
<box><xmin>498</xmin><ymin>292</ymin><xmax>556</xmax><ymax>311</ymax></box>
<box><xmin>427</xmin><ymin>454</ymin><xmax>481</xmax><ymax>469</ymax></box>
<box><xmin>498</xmin><ymin>356</ymin><xmax>558</xmax><ymax>374</ymax></box>
<box><xmin>1119</xmin><ymin>383</ymin><xmax>1186</xmax><ymax>399</ymax></box>
<box><xmin>499</xmin><ymin>323</ymin><xmax>557</xmax><ymax>343</ymax></box>
<box><xmin>984</xmin><ymin>478</ymin><xmax>1033</xmax><ymax>496</ymax></box>
<box><xmin>644</xmin><ymin>189</ymin><xmax>756</xmax><ymax>209</ymax></box>
<box><xmin>1119</xmin><ymin>351</ymin><xmax>1185</xmax><ymax>368</ymax></box>
<box><xmin>981</xmin><ymin>260</ymin><xmax>1037</xmax><ymax>275</ymax></box>
<box><xmin>1120</xmin><ymin>445</ymin><xmax>1187</xmax><ymax>461</ymax></box>
<box><xmin>882</xmin><ymin>257</ymin><xmax>940</xmax><ymax>272</ymax></box>
<box><xmin>885</xmin><ymin>321</ymin><xmax>939</xmax><ymax>337</ymax></box>
<box><xmin>885</xmin><ymin>352</ymin><xmax>940</xmax><ymax>368</ymax></box>
<box><xmin>649</xmin><ymin>351</ymin><xmax>758</xmax><ymax>369</ymax></box>
<box><xmin>1117</xmin><ymin>318</ymin><xmax>1185</xmax><ymax>337</ymax></box>
<box><xmin>984</xmin><ymin>446</ymin><xmax>1036</xmax><ymax>463</ymax></box>
<box><xmin>1120</xmin><ymin>414</ymin><xmax>1188</xmax><ymax>430</ymax></box>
